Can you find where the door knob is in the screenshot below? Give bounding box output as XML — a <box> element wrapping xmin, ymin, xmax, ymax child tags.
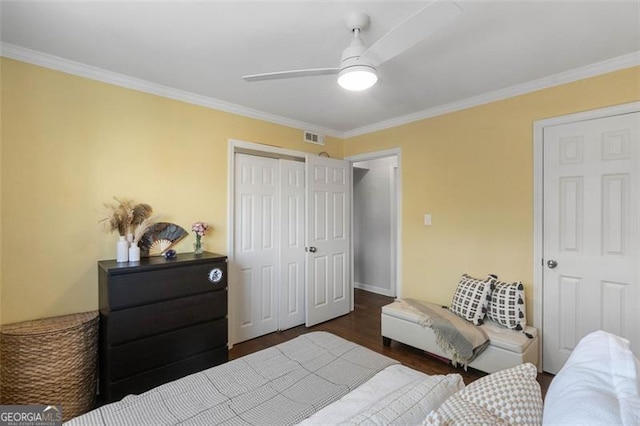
<box><xmin>547</xmin><ymin>259</ymin><xmax>558</xmax><ymax>269</ymax></box>
<box><xmin>306</xmin><ymin>246</ymin><xmax>317</xmax><ymax>253</ymax></box>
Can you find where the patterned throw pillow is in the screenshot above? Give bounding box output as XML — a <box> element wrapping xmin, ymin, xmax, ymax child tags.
<box><xmin>424</xmin><ymin>363</ymin><xmax>543</xmax><ymax>426</ymax></box>
<box><xmin>449</xmin><ymin>274</ymin><xmax>495</xmax><ymax>325</ymax></box>
<box><xmin>423</xmin><ymin>395</ymin><xmax>507</xmax><ymax>425</ymax></box>
<box><xmin>487</xmin><ymin>280</ymin><xmax>526</xmax><ymax>331</ymax></box>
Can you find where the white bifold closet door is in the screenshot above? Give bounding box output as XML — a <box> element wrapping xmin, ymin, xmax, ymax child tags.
<box><xmin>233</xmin><ymin>152</ymin><xmax>351</xmax><ymax>343</ymax></box>
<box><xmin>279</xmin><ymin>158</ymin><xmax>307</xmax><ymax>330</ymax></box>
<box><xmin>234</xmin><ymin>154</ymin><xmax>305</xmax><ymax>342</ymax></box>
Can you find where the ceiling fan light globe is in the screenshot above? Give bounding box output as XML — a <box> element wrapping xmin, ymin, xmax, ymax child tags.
<box><xmin>338</xmin><ymin>66</ymin><xmax>378</xmax><ymax>91</ymax></box>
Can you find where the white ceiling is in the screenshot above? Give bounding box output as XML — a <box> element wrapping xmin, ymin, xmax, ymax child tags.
<box><xmin>1</xmin><ymin>1</ymin><xmax>639</xmax><ymax>137</ymax></box>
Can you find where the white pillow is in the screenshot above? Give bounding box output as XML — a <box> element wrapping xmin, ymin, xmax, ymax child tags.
<box><xmin>543</xmin><ymin>330</ymin><xmax>640</xmax><ymax>425</ymax></box>
<box><xmin>300</xmin><ymin>366</ymin><xmax>463</xmax><ymax>426</ymax></box>
<box><xmin>344</xmin><ymin>374</ymin><xmax>464</xmax><ymax>425</ymax></box>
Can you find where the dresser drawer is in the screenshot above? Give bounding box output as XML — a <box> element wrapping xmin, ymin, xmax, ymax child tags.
<box><xmin>105</xmin><ymin>346</ymin><xmax>228</xmax><ymax>402</ymax></box>
<box><xmin>105</xmin><ymin>262</ymin><xmax>227</xmax><ymax>310</ymax></box>
<box><xmin>108</xmin><ymin>318</ymin><xmax>227</xmax><ymax>381</ymax></box>
<box><xmin>104</xmin><ymin>290</ymin><xmax>227</xmax><ymax>345</ymax></box>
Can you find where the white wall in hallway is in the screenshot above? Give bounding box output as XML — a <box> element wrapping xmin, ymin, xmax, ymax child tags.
<box><xmin>353</xmin><ymin>156</ymin><xmax>397</xmax><ymax>297</ymax></box>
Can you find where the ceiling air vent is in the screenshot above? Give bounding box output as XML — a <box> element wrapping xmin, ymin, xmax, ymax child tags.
<box><xmin>303</xmin><ymin>130</ymin><xmax>324</xmax><ymax>146</ymax></box>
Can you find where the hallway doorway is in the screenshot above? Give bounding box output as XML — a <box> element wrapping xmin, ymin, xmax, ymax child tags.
<box><xmin>348</xmin><ymin>149</ymin><xmax>402</xmax><ymax>299</ymax></box>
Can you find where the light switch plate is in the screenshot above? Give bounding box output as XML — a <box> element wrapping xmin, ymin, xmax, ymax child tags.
<box><xmin>424</xmin><ymin>214</ymin><xmax>432</xmax><ymax>226</ymax></box>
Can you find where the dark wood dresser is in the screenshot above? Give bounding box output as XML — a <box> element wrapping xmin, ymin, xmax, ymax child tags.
<box><xmin>98</xmin><ymin>252</ymin><xmax>228</xmax><ymax>403</ymax></box>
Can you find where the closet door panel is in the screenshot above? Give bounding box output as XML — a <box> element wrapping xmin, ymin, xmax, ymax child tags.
<box><xmin>279</xmin><ymin>159</ymin><xmax>306</xmax><ymax>330</ymax></box>
<box><xmin>233</xmin><ymin>153</ymin><xmax>279</xmax><ymax>342</ymax></box>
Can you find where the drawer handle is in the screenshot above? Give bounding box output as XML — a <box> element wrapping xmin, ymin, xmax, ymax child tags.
<box><xmin>208</xmin><ymin>268</ymin><xmax>224</xmax><ymax>284</ymax></box>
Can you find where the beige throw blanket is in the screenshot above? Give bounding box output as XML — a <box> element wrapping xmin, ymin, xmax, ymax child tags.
<box><xmin>402</xmin><ymin>299</ymin><xmax>489</xmax><ymax>368</ymax></box>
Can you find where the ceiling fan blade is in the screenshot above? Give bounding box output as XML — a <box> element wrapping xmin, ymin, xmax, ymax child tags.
<box><xmin>243</xmin><ymin>68</ymin><xmax>339</xmax><ymax>82</ymax></box>
<box><xmin>360</xmin><ymin>0</ymin><xmax>462</xmax><ymax>67</ymax></box>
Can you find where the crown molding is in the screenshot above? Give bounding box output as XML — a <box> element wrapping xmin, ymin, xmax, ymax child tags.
<box><xmin>0</xmin><ymin>42</ymin><xmax>343</xmax><ymax>139</ymax></box>
<box><xmin>3</xmin><ymin>42</ymin><xmax>638</xmax><ymax>141</ymax></box>
<box><xmin>343</xmin><ymin>50</ymin><xmax>640</xmax><ymax>138</ymax></box>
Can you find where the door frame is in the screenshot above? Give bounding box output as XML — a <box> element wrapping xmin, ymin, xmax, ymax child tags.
<box><xmin>345</xmin><ymin>148</ymin><xmax>403</xmax><ymax>305</ymax></box>
<box><xmin>532</xmin><ymin>101</ymin><xmax>640</xmax><ymax>369</ymax></box>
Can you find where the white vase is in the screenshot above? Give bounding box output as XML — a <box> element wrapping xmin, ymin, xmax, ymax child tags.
<box><xmin>116</xmin><ymin>236</ymin><xmax>129</xmax><ymax>262</ymax></box>
<box><xmin>129</xmin><ymin>244</ymin><xmax>141</xmax><ymax>262</ymax></box>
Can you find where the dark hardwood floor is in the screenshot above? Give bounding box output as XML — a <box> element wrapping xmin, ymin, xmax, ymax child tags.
<box><xmin>230</xmin><ymin>289</ymin><xmax>554</xmax><ymax>398</ymax></box>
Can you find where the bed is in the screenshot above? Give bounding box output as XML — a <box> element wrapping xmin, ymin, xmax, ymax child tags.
<box><xmin>66</xmin><ymin>330</ymin><xmax>639</xmax><ymax>425</ymax></box>
<box><xmin>67</xmin><ymin>332</ymin><xmax>463</xmax><ymax>425</ymax></box>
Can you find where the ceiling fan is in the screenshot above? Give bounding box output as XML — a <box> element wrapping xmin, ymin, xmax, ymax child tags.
<box><xmin>242</xmin><ymin>0</ymin><xmax>462</xmax><ymax>91</ymax></box>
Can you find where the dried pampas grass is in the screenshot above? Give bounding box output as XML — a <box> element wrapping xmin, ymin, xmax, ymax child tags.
<box><xmin>100</xmin><ymin>197</ymin><xmax>131</xmax><ymax>236</ymax></box>
<box><xmin>100</xmin><ymin>197</ymin><xmax>154</xmax><ymax>236</ymax></box>
<box><xmin>132</xmin><ymin>203</ymin><xmax>153</xmax><ymax>226</ymax></box>
<box><xmin>133</xmin><ymin>217</ymin><xmax>157</xmax><ymax>245</ymax></box>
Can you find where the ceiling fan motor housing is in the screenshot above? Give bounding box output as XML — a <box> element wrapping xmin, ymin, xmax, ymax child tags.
<box><xmin>338</xmin><ymin>37</ymin><xmax>377</xmax><ymax>91</ymax></box>
<box><xmin>340</xmin><ymin>31</ymin><xmax>375</xmax><ymax>72</ymax></box>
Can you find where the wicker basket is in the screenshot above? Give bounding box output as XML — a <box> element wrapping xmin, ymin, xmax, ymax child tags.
<box><xmin>0</xmin><ymin>311</ymin><xmax>99</xmax><ymax>421</ymax></box>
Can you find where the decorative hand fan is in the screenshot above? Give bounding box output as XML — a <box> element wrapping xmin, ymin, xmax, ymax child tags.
<box><xmin>139</xmin><ymin>222</ymin><xmax>188</xmax><ymax>256</ymax></box>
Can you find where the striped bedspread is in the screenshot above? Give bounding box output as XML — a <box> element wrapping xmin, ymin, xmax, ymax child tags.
<box><xmin>66</xmin><ymin>332</ymin><xmax>398</xmax><ymax>425</ymax></box>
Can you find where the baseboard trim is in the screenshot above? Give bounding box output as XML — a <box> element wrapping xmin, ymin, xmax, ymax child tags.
<box><xmin>354</xmin><ymin>282</ymin><xmax>395</xmax><ymax>298</ymax></box>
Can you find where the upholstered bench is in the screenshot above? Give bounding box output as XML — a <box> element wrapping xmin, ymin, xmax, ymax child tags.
<box><xmin>381</xmin><ymin>300</ymin><xmax>539</xmax><ymax>373</ymax></box>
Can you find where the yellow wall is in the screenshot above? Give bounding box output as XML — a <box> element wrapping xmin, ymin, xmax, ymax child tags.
<box><xmin>0</xmin><ymin>60</ymin><xmax>4</xmax><ymax>325</ymax></box>
<box><xmin>2</xmin><ymin>56</ymin><xmax>638</xmax><ymax>326</ymax></box>
<box><xmin>0</xmin><ymin>58</ymin><xmax>342</xmax><ymax>325</ymax></box>
<box><xmin>344</xmin><ymin>66</ymin><xmax>640</xmax><ymax>322</ymax></box>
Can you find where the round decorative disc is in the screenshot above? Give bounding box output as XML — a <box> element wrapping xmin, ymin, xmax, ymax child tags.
<box><xmin>208</xmin><ymin>268</ymin><xmax>223</xmax><ymax>284</ymax></box>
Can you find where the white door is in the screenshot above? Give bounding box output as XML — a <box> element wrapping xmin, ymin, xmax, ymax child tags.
<box><xmin>279</xmin><ymin>159</ymin><xmax>306</xmax><ymax>330</ymax></box>
<box><xmin>234</xmin><ymin>153</ymin><xmax>279</xmax><ymax>342</ymax></box>
<box><xmin>543</xmin><ymin>112</ymin><xmax>640</xmax><ymax>374</ymax></box>
<box><xmin>305</xmin><ymin>155</ymin><xmax>351</xmax><ymax>327</ymax></box>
